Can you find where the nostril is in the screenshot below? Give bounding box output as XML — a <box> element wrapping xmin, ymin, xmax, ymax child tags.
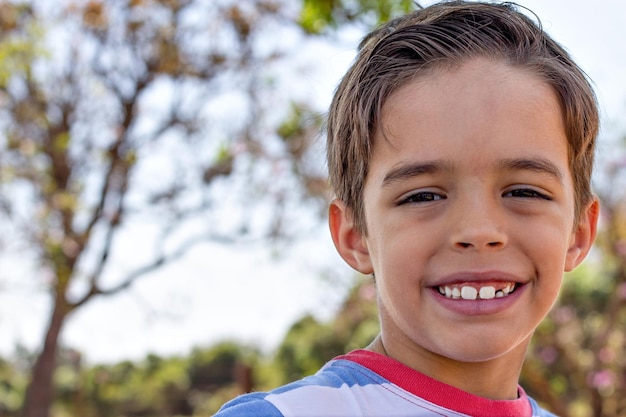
<box><xmin>455</xmin><ymin>241</ymin><xmax>503</xmax><ymax>249</ymax></box>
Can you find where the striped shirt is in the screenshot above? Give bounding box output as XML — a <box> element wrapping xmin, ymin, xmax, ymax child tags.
<box><xmin>215</xmin><ymin>350</ymin><xmax>557</xmax><ymax>417</ymax></box>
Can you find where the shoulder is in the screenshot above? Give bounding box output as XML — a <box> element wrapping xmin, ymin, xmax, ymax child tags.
<box><xmin>213</xmin><ymin>392</ymin><xmax>284</xmax><ymax>417</ymax></box>
<box><xmin>528</xmin><ymin>396</ymin><xmax>559</xmax><ymax>417</ymax></box>
<box><xmin>213</xmin><ymin>355</ymin><xmax>387</xmax><ymax>417</ymax></box>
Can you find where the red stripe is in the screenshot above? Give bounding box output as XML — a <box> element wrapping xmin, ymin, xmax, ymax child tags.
<box><xmin>338</xmin><ymin>350</ymin><xmax>532</xmax><ymax>417</ymax></box>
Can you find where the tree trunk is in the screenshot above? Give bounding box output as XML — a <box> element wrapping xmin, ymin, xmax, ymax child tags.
<box><xmin>22</xmin><ymin>300</ymin><xmax>70</xmax><ymax>417</ymax></box>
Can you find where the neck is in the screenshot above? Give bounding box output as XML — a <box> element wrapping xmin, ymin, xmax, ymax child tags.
<box><xmin>366</xmin><ymin>334</ymin><xmax>528</xmax><ymax>400</ymax></box>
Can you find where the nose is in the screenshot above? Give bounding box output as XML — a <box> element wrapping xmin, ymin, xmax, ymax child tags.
<box><xmin>449</xmin><ymin>194</ymin><xmax>508</xmax><ymax>252</ymax></box>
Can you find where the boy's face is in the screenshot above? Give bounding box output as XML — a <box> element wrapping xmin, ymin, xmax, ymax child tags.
<box><xmin>330</xmin><ymin>59</ymin><xmax>598</xmax><ymax>371</ymax></box>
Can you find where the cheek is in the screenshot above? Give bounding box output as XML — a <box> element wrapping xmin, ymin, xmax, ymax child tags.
<box><xmin>370</xmin><ymin>237</ymin><xmax>433</xmax><ymax>313</ymax></box>
<box><xmin>522</xmin><ymin>215</ymin><xmax>572</xmax><ymax>261</ymax></box>
<box><xmin>369</xmin><ymin>228</ymin><xmax>429</xmax><ymax>277</ymax></box>
<box><xmin>525</xmin><ymin>228</ymin><xmax>569</xmax><ymax>297</ymax></box>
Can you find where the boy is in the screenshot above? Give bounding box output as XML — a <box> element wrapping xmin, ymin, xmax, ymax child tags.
<box><xmin>215</xmin><ymin>1</ymin><xmax>599</xmax><ymax>416</ymax></box>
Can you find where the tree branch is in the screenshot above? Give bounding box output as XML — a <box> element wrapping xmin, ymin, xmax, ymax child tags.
<box><xmin>70</xmin><ymin>231</ymin><xmax>236</xmax><ymax>309</ymax></box>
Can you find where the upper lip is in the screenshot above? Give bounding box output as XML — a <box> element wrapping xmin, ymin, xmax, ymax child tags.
<box><xmin>430</xmin><ymin>270</ymin><xmax>528</xmax><ymax>287</ymax></box>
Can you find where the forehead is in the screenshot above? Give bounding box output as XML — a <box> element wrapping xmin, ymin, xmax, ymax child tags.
<box><xmin>369</xmin><ymin>58</ymin><xmax>570</xmax><ymax>182</ymax></box>
<box><xmin>381</xmin><ymin>59</ymin><xmax>562</xmax><ymax>135</ymax></box>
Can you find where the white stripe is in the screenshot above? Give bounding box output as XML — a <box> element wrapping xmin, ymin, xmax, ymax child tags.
<box><xmin>266</xmin><ymin>382</ymin><xmax>472</xmax><ymax>417</ymax></box>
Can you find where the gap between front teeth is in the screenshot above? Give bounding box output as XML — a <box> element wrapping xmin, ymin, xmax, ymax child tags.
<box><xmin>439</xmin><ymin>284</ymin><xmax>515</xmax><ymax>300</ymax></box>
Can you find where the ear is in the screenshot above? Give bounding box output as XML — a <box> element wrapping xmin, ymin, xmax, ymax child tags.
<box><xmin>565</xmin><ymin>197</ymin><xmax>600</xmax><ymax>272</ymax></box>
<box><xmin>329</xmin><ymin>199</ymin><xmax>374</xmax><ymax>274</ymax></box>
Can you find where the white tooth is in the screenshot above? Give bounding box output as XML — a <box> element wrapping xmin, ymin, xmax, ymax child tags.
<box><xmin>495</xmin><ymin>290</ymin><xmax>505</xmax><ymax>298</ymax></box>
<box><xmin>438</xmin><ymin>287</ymin><xmax>445</xmax><ymax>295</ymax></box>
<box><xmin>452</xmin><ymin>288</ymin><xmax>461</xmax><ymax>299</ymax></box>
<box><xmin>445</xmin><ymin>287</ymin><xmax>452</xmax><ymax>298</ymax></box>
<box><xmin>461</xmin><ymin>286</ymin><xmax>477</xmax><ymax>300</ymax></box>
<box><xmin>479</xmin><ymin>286</ymin><xmax>496</xmax><ymax>300</ymax></box>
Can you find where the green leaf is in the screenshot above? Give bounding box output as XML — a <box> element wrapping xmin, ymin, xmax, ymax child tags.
<box><xmin>299</xmin><ymin>0</ymin><xmax>335</xmax><ymax>34</ymax></box>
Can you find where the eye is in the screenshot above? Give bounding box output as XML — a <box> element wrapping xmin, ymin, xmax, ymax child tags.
<box><xmin>504</xmin><ymin>188</ymin><xmax>552</xmax><ymax>200</ymax></box>
<box><xmin>398</xmin><ymin>191</ymin><xmax>446</xmax><ymax>205</ymax></box>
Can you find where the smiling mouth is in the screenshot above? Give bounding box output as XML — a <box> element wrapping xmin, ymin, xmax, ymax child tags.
<box><xmin>436</xmin><ymin>282</ymin><xmax>520</xmax><ymax>300</ymax></box>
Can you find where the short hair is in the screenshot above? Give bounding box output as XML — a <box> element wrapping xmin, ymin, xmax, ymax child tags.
<box><xmin>326</xmin><ymin>1</ymin><xmax>599</xmax><ymax>234</ymax></box>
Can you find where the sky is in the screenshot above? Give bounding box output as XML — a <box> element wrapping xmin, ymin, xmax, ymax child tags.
<box><xmin>1</xmin><ymin>0</ymin><xmax>626</xmax><ymax>365</ymax></box>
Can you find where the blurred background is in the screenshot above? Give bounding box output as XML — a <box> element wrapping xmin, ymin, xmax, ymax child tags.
<box><xmin>0</xmin><ymin>0</ymin><xmax>624</xmax><ymax>416</ymax></box>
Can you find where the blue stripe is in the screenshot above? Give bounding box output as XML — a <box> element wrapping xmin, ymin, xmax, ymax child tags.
<box><xmin>270</xmin><ymin>359</ymin><xmax>387</xmax><ymax>394</ymax></box>
<box><xmin>214</xmin><ymin>392</ymin><xmax>283</xmax><ymax>417</ymax></box>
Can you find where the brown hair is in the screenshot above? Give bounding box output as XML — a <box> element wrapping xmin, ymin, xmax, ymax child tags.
<box><xmin>326</xmin><ymin>1</ymin><xmax>599</xmax><ymax>234</ymax></box>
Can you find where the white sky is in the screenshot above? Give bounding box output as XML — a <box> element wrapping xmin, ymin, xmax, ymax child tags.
<box><xmin>1</xmin><ymin>0</ymin><xmax>626</xmax><ymax>364</ymax></box>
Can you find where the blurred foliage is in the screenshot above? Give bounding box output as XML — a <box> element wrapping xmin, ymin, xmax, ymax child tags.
<box><xmin>0</xmin><ymin>356</ymin><xmax>27</xmax><ymax>416</ymax></box>
<box><xmin>273</xmin><ymin>279</ymin><xmax>378</xmax><ymax>384</ymax></box>
<box><xmin>0</xmin><ymin>342</ymin><xmax>261</xmax><ymax>417</ymax></box>
<box><xmin>299</xmin><ymin>0</ymin><xmax>414</xmax><ymax>33</ymax></box>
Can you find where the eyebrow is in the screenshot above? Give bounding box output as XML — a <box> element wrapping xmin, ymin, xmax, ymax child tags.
<box><xmin>381</xmin><ymin>157</ymin><xmax>564</xmax><ymax>187</ymax></box>
<box><xmin>382</xmin><ymin>160</ymin><xmax>453</xmax><ymax>187</ymax></box>
<box><xmin>497</xmin><ymin>157</ymin><xmax>564</xmax><ymax>183</ymax></box>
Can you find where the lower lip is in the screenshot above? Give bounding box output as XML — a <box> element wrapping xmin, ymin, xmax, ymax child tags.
<box><xmin>431</xmin><ymin>284</ymin><xmax>526</xmax><ymax>316</ymax></box>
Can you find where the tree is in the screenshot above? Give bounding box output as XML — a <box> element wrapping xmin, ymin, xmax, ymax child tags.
<box><xmin>0</xmin><ymin>1</ymin><xmax>328</xmax><ymax>416</ymax></box>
